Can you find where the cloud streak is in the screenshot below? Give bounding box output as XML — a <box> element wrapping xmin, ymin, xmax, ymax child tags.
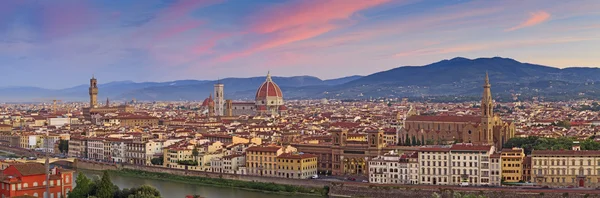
<box><xmin>506</xmin><ymin>11</ymin><xmax>551</xmax><ymax>31</ymax></box>
<box><xmin>217</xmin><ymin>0</ymin><xmax>392</xmax><ymax>62</ymax></box>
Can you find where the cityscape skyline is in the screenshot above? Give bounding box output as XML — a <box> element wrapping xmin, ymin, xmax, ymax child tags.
<box><xmin>1</xmin><ymin>0</ymin><xmax>599</xmax><ymax>89</ymax></box>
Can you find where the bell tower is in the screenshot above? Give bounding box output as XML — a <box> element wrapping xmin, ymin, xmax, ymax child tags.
<box><xmin>89</xmin><ymin>76</ymin><xmax>98</xmax><ymax>108</ymax></box>
<box><xmin>481</xmin><ymin>72</ymin><xmax>494</xmax><ymax>144</ymax></box>
<box><xmin>214</xmin><ymin>81</ymin><xmax>224</xmax><ymax>116</ymax></box>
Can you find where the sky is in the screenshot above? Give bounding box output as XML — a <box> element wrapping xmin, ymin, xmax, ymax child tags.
<box><xmin>1</xmin><ymin>0</ymin><xmax>600</xmax><ymax>89</ymax></box>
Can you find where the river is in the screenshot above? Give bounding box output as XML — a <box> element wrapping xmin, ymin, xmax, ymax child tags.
<box><xmin>78</xmin><ymin>169</ymin><xmax>320</xmax><ymax>198</ymax></box>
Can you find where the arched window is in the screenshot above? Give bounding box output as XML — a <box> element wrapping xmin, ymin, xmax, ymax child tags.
<box><xmin>23</xmin><ymin>183</ymin><xmax>28</xmax><ymax>188</ymax></box>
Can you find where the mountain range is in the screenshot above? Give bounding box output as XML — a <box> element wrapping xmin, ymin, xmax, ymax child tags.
<box><xmin>2</xmin><ymin>57</ymin><xmax>600</xmax><ymax>102</ymax></box>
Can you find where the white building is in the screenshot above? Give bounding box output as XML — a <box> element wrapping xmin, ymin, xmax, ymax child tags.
<box><xmin>418</xmin><ymin>144</ymin><xmax>496</xmax><ymax>186</ymax></box>
<box><xmin>86</xmin><ymin>138</ymin><xmax>104</xmax><ymax>161</ymax></box>
<box><xmin>214</xmin><ymin>83</ymin><xmax>224</xmax><ymax>116</ymax></box>
<box><xmin>490</xmin><ymin>153</ymin><xmax>502</xmax><ymax>186</ymax></box>
<box><xmin>369</xmin><ymin>151</ymin><xmax>411</xmax><ymax>184</ymax></box>
<box><xmin>110</xmin><ymin>139</ymin><xmax>128</xmax><ymax>163</ymax></box>
<box><xmin>210</xmin><ymin>157</ymin><xmax>224</xmax><ymax>173</ymax></box>
<box><xmin>47</xmin><ymin>117</ymin><xmax>70</xmax><ymax>127</ymax></box>
<box><xmin>223</xmin><ymin>154</ymin><xmax>246</xmax><ymax>174</ymax></box>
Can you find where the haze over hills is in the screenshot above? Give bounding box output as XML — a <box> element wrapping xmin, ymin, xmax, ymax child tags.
<box><xmin>2</xmin><ymin>57</ymin><xmax>600</xmax><ymax>102</ymax></box>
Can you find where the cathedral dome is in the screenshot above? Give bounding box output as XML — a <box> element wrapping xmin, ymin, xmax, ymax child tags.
<box><xmin>201</xmin><ymin>95</ymin><xmax>214</xmax><ymax>106</ymax></box>
<box><xmin>255</xmin><ymin>72</ymin><xmax>283</xmax><ymax>99</ymax></box>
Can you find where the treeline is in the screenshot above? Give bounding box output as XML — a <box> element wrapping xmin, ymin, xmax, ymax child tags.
<box><xmin>399</xmin><ymin>134</ymin><xmax>449</xmax><ymax>146</ymax></box>
<box><xmin>503</xmin><ymin>136</ymin><xmax>600</xmax><ymax>155</ymax></box>
<box><xmin>69</xmin><ymin>171</ymin><xmax>161</xmax><ymax>198</ymax></box>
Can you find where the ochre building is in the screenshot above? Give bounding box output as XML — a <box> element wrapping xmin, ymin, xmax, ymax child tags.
<box><xmin>400</xmin><ymin>73</ymin><xmax>515</xmax><ymax>149</ymax></box>
<box><xmin>294</xmin><ymin>129</ymin><xmax>392</xmax><ymax>176</ymax></box>
<box><xmin>531</xmin><ymin>150</ymin><xmax>600</xmax><ymax>188</ymax></box>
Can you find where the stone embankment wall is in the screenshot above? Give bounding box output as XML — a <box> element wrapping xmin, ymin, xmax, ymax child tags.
<box><xmin>75</xmin><ymin>159</ymin><xmax>120</xmax><ymax>171</ymax></box>
<box><xmin>329</xmin><ymin>183</ymin><xmax>600</xmax><ymax>198</ymax></box>
<box><xmin>120</xmin><ymin>164</ymin><xmax>331</xmax><ymax>188</ymax></box>
<box><xmin>75</xmin><ymin>160</ymin><xmax>329</xmax><ymax>188</ymax></box>
<box><xmin>0</xmin><ymin>146</ymin><xmax>36</xmax><ymax>157</ymax></box>
<box><xmin>75</xmin><ymin>160</ymin><xmax>600</xmax><ymax>198</ymax></box>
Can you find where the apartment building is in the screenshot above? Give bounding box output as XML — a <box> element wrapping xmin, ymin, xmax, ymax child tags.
<box><xmin>246</xmin><ymin>145</ymin><xmax>297</xmax><ymax>177</ymax></box>
<box><xmin>531</xmin><ymin>150</ymin><xmax>600</xmax><ymax>188</ymax></box>
<box><xmin>276</xmin><ymin>152</ymin><xmax>318</xmax><ymax>179</ymax></box>
<box><xmin>501</xmin><ymin>148</ymin><xmax>525</xmax><ymax>183</ymax></box>
<box><xmin>418</xmin><ymin>144</ymin><xmax>495</xmax><ymax>186</ymax></box>
<box><xmin>368</xmin><ymin>151</ymin><xmax>411</xmax><ymax>184</ymax></box>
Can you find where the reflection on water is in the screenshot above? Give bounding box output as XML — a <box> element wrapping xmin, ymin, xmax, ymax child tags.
<box><xmin>78</xmin><ymin>170</ymin><xmax>319</xmax><ymax>198</ymax></box>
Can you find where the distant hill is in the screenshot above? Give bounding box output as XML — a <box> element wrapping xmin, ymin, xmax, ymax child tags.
<box><xmin>2</xmin><ymin>57</ymin><xmax>600</xmax><ymax>102</ymax></box>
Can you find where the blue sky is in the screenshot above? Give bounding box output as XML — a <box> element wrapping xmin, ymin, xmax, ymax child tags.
<box><xmin>1</xmin><ymin>0</ymin><xmax>599</xmax><ymax>89</ymax></box>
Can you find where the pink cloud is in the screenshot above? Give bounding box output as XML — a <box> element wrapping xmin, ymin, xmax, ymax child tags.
<box><xmin>393</xmin><ymin>37</ymin><xmax>594</xmax><ymax>57</ymax></box>
<box><xmin>506</xmin><ymin>11</ymin><xmax>551</xmax><ymax>31</ymax></box>
<box><xmin>217</xmin><ymin>0</ymin><xmax>391</xmax><ymax>62</ymax></box>
<box><xmin>155</xmin><ymin>20</ymin><xmax>205</xmax><ymax>40</ymax></box>
<box><xmin>158</xmin><ymin>0</ymin><xmax>223</xmax><ymax>22</ymax></box>
<box><xmin>42</xmin><ymin>0</ymin><xmax>98</xmax><ymax>39</ymax></box>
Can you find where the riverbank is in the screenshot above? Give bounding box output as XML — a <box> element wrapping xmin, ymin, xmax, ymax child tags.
<box><xmin>108</xmin><ymin>169</ymin><xmax>328</xmax><ymax>197</ymax></box>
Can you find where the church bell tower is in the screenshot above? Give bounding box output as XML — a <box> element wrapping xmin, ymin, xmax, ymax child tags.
<box><xmin>89</xmin><ymin>76</ymin><xmax>98</xmax><ymax>108</ymax></box>
<box><xmin>481</xmin><ymin>72</ymin><xmax>494</xmax><ymax>144</ymax></box>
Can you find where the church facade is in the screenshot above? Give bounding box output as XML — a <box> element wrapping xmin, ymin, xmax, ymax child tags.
<box><xmin>399</xmin><ymin>73</ymin><xmax>515</xmax><ymax>149</ymax></box>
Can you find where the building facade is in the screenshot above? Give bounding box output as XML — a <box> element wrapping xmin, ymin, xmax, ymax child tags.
<box><xmin>369</xmin><ymin>151</ymin><xmax>411</xmax><ymax>184</ymax></box>
<box><xmin>500</xmin><ymin>148</ymin><xmax>525</xmax><ymax>183</ymax></box>
<box><xmin>418</xmin><ymin>144</ymin><xmax>495</xmax><ymax>186</ymax></box>
<box><xmin>0</xmin><ymin>163</ymin><xmax>73</xmax><ymax>198</ymax></box>
<box><xmin>531</xmin><ymin>150</ymin><xmax>600</xmax><ymax>188</ymax></box>
<box><xmin>245</xmin><ymin>145</ymin><xmax>296</xmax><ymax>177</ymax></box>
<box><xmin>276</xmin><ymin>152</ymin><xmax>318</xmax><ymax>179</ymax></box>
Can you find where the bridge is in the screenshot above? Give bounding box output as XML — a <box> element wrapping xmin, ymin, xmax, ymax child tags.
<box><xmin>10</xmin><ymin>157</ymin><xmax>76</xmax><ymax>164</ymax></box>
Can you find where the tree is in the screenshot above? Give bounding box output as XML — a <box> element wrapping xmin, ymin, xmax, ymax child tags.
<box><xmin>411</xmin><ymin>136</ymin><xmax>417</xmax><ymax>146</ymax></box>
<box><xmin>96</xmin><ymin>171</ymin><xmax>115</xmax><ymax>198</ymax></box>
<box><xmin>151</xmin><ymin>156</ymin><xmax>164</xmax><ymax>166</ymax></box>
<box><xmin>405</xmin><ymin>134</ymin><xmax>411</xmax><ymax>146</ymax></box>
<box><xmin>192</xmin><ymin>146</ymin><xmax>199</xmax><ymax>160</ymax></box>
<box><xmin>127</xmin><ymin>185</ymin><xmax>161</xmax><ymax>198</ymax></box>
<box><xmin>58</xmin><ymin>140</ymin><xmax>69</xmax><ymax>154</ymax></box>
<box><xmin>70</xmin><ymin>173</ymin><xmax>93</xmax><ymax>198</ymax></box>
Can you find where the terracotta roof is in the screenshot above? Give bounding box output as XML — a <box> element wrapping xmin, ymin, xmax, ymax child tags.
<box><xmin>531</xmin><ymin>150</ymin><xmax>600</xmax><ymax>156</ymax></box>
<box><xmin>255</xmin><ymin>75</ymin><xmax>283</xmax><ymax>99</ymax></box>
<box><xmin>202</xmin><ymin>95</ymin><xmax>214</xmax><ymax>107</ymax></box>
<box><xmin>277</xmin><ymin>153</ymin><xmax>317</xmax><ymax>159</ymax></box>
<box><xmin>246</xmin><ymin>146</ymin><xmax>282</xmax><ymax>153</ymax></box>
<box><xmin>10</xmin><ymin>163</ymin><xmax>46</xmax><ymax>176</ymax></box>
<box><xmin>406</xmin><ymin>115</ymin><xmax>480</xmax><ymax>123</ymax></box>
<box><xmin>450</xmin><ymin>144</ymin><xmax>492</xmax><ymax>152</ymax></box>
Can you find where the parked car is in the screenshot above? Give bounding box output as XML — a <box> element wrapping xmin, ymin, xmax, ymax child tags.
<box><xmin>459</xmin><ymin>182</ymin><xmax>469</xmax><ymax>187</ymax></box>
<box><xmin>361</xmin><ymin>180</ymin><xmax>368</xmax><ymax>183</ymax></box>
<box><xmin>311</xmin><ymin>175</ymin><xmax>319</xmax><ymax>179</ymax></box>
<box><xmin>348</xmin><ymin>177</ymin><xmax>356</xmax><ymax>181</ymax></box>
<box><xmin>26</xmin><ymin>157</ymin><xmax>37</xmax><ymax>160</ymax></box>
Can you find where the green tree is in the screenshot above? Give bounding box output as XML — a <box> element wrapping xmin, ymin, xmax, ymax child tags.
<box><xmin>151</xmin><ymin>156</ymin><xmax>164</xmax><ymax>166</ymax></box>
<box><xmin>70</xmin><ymin>173</ymin><xmax>93</xmax><ymax>198</ymax></box>
<box><xmin>127</xmin><ymin>185</ymin><xmax>161</xmax><ymax>198</ymax></box>
<box><xmin>411</xmin><ymin>136</ymin><xmax>417</xmax><ymax>146</ymax></box>
<box><xmin>58</xmin><ymin>140</ymin><xmax>69</xmax><ymax>154</ymax></box>
<box><xmin>192</xmin><ymin>146</ymin><xmax>199</xmax><ymax>160</ymax></box>
<box><xmin>405</xmin><ymin>134</ymin><xmax>411</xmax><ymax>146</ymax></box>
<box><xmin>96</xmin><ymin>171</ymin><xmax>115</xmax><ymax>198</ymax></box>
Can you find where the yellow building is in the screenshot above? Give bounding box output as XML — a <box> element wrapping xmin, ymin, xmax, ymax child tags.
<box><xmin>0</xmin><ymin>124</ymin><xmax>11</xmax><ymax>132</ymax></box>
<box><xmin>276</xmin><ymin>152</ymin><xmax>318</xmax><ymax>179</ymax></box>
<box><xmin>163</xmin><ymin>146</ymin><xmax>194</xmax><ymax>168</ymax></box>
<box><xmin>531</xmin><ymin>150</ymin><xmax>600</xmax><ymax>188</ymax></box>
<box><xmin>119</xmin><ymin>116</ymin><xmax>159</xmax><ymax>127</ymax></box>
<box><xmin>501</xmin><ymin>148</ymin><xmax>525</xmax><ymax>183</ymax></box>
<box><xmin>246</xmin><ymin>145</ymin><xmax>297</xmax><ymax>177</ymax></box>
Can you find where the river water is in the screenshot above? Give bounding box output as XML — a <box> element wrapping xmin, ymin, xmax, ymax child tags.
<box><xmin>78</xmin><ymin>170</ymin><xmax>320</xmax><ymax>198</ymax></box>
